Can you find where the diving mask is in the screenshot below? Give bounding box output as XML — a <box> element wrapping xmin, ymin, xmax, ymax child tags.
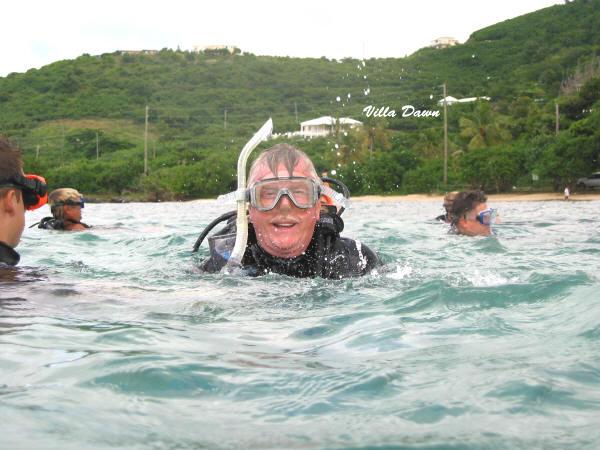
<box><xmin>53</xmin><ymin>199</ymin><xmax>85</xmax><ymax>208</ymax></box>
<box><xmin>249</xmin><ymin>177</ymin><xmax>320</xmax><ymax>211</ymax></box>
<box><xmin>476</xmin><ymin>208</ymin><xmax>497</xmax><ymax>226</ymax></box>
<box><xmin>218</xmin><ymin>176</ymin><xmax>349</xmax><ymax>212</ymax></box>
<box><xmin>0</xmin><ymin>174</ymin><xmax>48</xmax><ymax>210</ymax></box>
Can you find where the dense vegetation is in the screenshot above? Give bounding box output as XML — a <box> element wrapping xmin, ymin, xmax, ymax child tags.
<box><xmin>1</xmin><ymin>0</ymin><xmax>600</xmax><ymax>199</ymax></box>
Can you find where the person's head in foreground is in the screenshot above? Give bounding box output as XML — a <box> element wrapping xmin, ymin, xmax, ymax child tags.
<box><xmin>200</xmin><ymin>143</ymin><xmax>378</xmax><ymax>278</ymax></box>
<box><xmin>450</xmin><ymin>190</ymin><xmax>497</xmax><ymax>236</ymax></box>
<box><xmin>43</xmin><ymin>188</ymin><xmax>89</xmax><ymax>231</ymax></box>
<box><xmin>0</xmin><ymin>138</ymin><xmax>48</xmax><ymax>265</ymax></box>
<box><xmin>247</xmin><ymin>144</ymin><xmax>323</xmax><ymax>258</ymax></box>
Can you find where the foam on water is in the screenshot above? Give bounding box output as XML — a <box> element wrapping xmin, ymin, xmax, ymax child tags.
<box><xmin>1</xmin><ymin>200</ymin><xmax>600</xmax><ymax>449</ymax></box>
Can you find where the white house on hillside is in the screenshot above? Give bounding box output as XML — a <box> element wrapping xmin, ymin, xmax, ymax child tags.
<box><xmin>430</xmin><ymin>37</ymin><xmax>460</xmax><ymax>49</ymax></box>
<box><xmin>300</xmin><ymin>116</ymin><xmax>363</xmax><ymax>137</ymax></box>
<box><xmin>437</xmin><ymin>96</ymin><xmax>491</xmax><ymax>106</ymax></box>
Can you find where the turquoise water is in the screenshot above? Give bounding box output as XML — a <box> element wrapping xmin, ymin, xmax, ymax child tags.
<box><xmin>1</xmin><ymin>200</ymin><xmax>600</xmax><ymax>449</ymax></box>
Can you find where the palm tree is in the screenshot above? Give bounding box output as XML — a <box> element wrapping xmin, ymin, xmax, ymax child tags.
<box><xmin>459</xmin><ymin>101</ymin><xmax>512</xmax><ymax>150</ymax></box>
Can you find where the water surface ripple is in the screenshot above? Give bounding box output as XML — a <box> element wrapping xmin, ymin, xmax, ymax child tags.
<box><xmin>1</xmin><ymin>200</ymin><xmax>599</xmax><ymax>449</ymax></box>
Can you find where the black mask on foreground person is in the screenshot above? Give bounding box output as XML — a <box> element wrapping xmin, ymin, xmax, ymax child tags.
<box><xmin>0</xmin><ymin>138</ymin><xmax>48</xmax><ymax>267</ymax></box>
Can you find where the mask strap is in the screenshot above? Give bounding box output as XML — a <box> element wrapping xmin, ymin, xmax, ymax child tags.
<box><xmin>321</xmin><ymin>185</ymin><xmax>350</xmax><ymax>210</ymax></box>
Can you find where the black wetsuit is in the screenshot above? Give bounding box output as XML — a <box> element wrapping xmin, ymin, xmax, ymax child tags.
<box><xmin>435</xmin><ymin>213</ymin><xmax>449</xmax><ymax>222</ymax></box>
<box><xmin>199</xmin><ymin>212</ymin><xmax>379</xmax><ymax>279</ymax></box>
<box><xmin>38</xmin><ymin>217</ymin><xmax>90</xmax><ymax>230</ymax></box>
<box><xmin>0</xmin><ymin>241</ymin><xmax>19</xmax><ymax>266</ymax></box>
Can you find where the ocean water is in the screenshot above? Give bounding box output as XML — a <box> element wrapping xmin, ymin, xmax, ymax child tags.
<box><xmin>1</xmin><ymin>199</ymin><xmax>599</xmax><ymax>449</ymax></box>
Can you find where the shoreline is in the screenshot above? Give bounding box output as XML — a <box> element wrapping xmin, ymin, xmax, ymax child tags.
<box><xmin>351</xmin><ymin>192</ymin><xmax>600</xmax><ymax>202</ymax></box>
<box><xmin>88</xmin><ymin>191</ymin><xmax>600</xmax><ymax>204</ymax></box>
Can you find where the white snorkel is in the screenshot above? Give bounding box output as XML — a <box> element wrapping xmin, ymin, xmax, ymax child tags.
<box><xmin>218</xmin><ymin>118</ymin><xmax>273</xmax><ymax>268</ymax></box>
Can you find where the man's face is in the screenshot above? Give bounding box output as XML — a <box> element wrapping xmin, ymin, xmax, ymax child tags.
<box><xmin>456</xmin><ymin>202</ymin><xmax>492</xmax><ymax>236</ymax></box>
<box><xmin>248</xmin><ymin>162</ymin><xmax>320</xmax><ymax>258</ymax></box>
<box><xmin>63</xmin><ymin>203</ymin><xmax>82</xmax><ymax>223</ymax></box>
<box><xmin>1</xmin><ymin>188</ymin><xmax>26</xmax><ymax>247</ymax></box>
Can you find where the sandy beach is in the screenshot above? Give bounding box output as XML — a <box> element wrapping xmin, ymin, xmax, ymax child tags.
<box><xmin>182</xmin><ymin>191</ymin><xmax>600</xmax><ymax>205</ymax></box>
<box><xmin>352</xmin><ymin>192</ymin><xmax>600</xmax><ymax>202</ymax></box>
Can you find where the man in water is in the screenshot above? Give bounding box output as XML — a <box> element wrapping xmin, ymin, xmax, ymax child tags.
<box><xmin>0</xmin><ymin>138</ymin><xmax>48</xmax><ymax>266</ymax></box>
<box><xmin>200</xmin><ymin>144</ymin><xmax>379</xmax><ymax>278</ymax></box>
<box><xmin>435</xmin><ymin>191</ymin><xmax>458</xmax><ymax>223</ymax></box>
<box><xmin>38</xmin><ymin>188</ymin><xmax>90</xmax><ymax>231</ymax></box>
<box><xmin>450</xmin><ymin>190</ymin><xmax>497</xmax><ymax>236</ymax></box>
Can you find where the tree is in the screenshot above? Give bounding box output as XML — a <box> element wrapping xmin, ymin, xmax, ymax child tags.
<box><xmin>459</xmin><ymin>101</ymin><xmax>512</xmax><ymax>150</ymax></box>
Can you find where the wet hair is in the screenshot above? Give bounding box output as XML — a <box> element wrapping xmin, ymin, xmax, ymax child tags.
<box><xmin>443</xmin><ymin>191</ymin><xmax>459</xmax><ymax>212</ymax></box>
<box><xmin>0</xmin><ymin>137</ymin><xmax>24</xmax><ymax>199</ymax></box>
<box><xmin>49</xmin><ymin>188</ymin><xmax>83</xmax><ymax>219</ymax></box>
<box><xmin>450</xmin><ymin>190</ymin><xmax>487</xmax><ymax>222</ymax></box>
<box><xmin>248</xmin><ymin>143</ymin><xmax>320</xmax><ymax>185</ymax></box>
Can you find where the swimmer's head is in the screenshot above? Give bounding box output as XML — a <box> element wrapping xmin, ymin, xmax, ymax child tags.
<box><xmin>49</xmin><ymin>188</ymin><xmax>84</xmax><ymax>221</ymax></box>
<box><xmin>443</xmin><ymin>191</ymin><xmax>458</xmax><ymax>213</ymax></box>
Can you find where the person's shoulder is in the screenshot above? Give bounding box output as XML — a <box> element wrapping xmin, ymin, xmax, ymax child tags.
<box><xmin>327</xmin><ymin>236</ymin><xmax>379</xmax><ymax>276</ymax></box>
<box><xmin>38</xmin><ymin>217</ymin><xmax>63</xmax><ymax>230</ymax></box>
<box><xmin>343</xmin><ymin>237</ymin><xmax>378</xmax><ymax>263</ymax></box>
<box><xmin>66</xmin><ymin>222</ymin><xmax>89</xmax><ymax>231</ymax></box>
<box><xmin>0</xmin><ymin>241</ymin><xmax>20</xmax><ymax>266</ymax></box>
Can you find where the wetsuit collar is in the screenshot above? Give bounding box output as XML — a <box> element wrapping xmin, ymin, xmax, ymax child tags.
<box><xmin>0</xmin><ymin>241</ymin><xmax>20</xmax><ymax>266</ymax></box>
<box><xmin>251</xmin><ymin>240</ymin><xmax>318</xmax><ymax>277</ymax></box>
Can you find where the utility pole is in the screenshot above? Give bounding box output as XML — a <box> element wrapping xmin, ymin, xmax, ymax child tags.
<box><xmin>224</xmin><ymin>109</ymin><xmax>227</xmax><ymax>130</ymax></box>
<box><xmin>96</xmin><ymin>130</ymin><xmax>99</xmax><ymax>160</ymax></box>
<box><xmin>61</xmin><ymin>124</ymin><xmax>66</xmax><ymax>166</ymax></box>
<box><xmin>443</xmin><ymin>83</ymin><xmax>449</xmax><ymax>187</ymax></box>
<box><xmin>555</xmin><ymin>103</ymin><xmax>560</xmax><ymax>135</ymax></box>
<box><xmin>144</xmin><ymin>105</ymin><xmax>149</xmax><ymax>176</ymax></box>
<box><xmin>294</xmin><ymin>102</ymin><xmax>298</xmax><ymax>124</ymax></box>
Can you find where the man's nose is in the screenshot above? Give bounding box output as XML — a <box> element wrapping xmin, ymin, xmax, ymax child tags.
<box><xmin>275</xmin><ymin>193</ymin><xmax>293</xmax><ymax>210</ymax></box>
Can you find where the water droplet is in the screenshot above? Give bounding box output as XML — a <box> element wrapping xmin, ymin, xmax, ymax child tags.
<box><xmin>336</xmin><ymin>96</ymin><xmax>341</xmax><ymax>102</ymax></box>
<box><xmin>335</xmin><ymin>143</ymin><xmax>339</xmax><ymax>149</ymax></box>
<box><xmin>331</xmin><ymin>169</ymin><xmax>337</xmax><ymax>175</ymax></box>
<box><xmin>347</xmin><ymin>93</ymin><xmax>351</xmax><ymax>99</ymax></box>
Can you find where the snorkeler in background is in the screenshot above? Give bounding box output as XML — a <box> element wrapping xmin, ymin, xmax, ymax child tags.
<box><xmin>435</xmin><ymin>191</ymin><xmax>458</xmax><ymax>223</ymax></box>
<box><xmin>450</xmin><ymin>190</ymin><xmax>498</xmax><ymax>236</ymax></box>
<box><xmin>198</xmin><ymin>143</ymin><xmax>379</xmax><ymax>278</ymax></box>
<box><xmin>0</xmin><ymin>137</ymin><xmax>48</xmax><ymax>266</ymax></box>
<box><xmin>37</xmin><ymin>188</ymin><xmax>90</xmax><ymax>231</ymax></box>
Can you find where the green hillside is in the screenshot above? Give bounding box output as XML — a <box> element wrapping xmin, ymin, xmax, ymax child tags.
<box><xmin>1</xmin><ymin>0</ymin><xmax>600</xmax><ymax>198</ymax></box>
